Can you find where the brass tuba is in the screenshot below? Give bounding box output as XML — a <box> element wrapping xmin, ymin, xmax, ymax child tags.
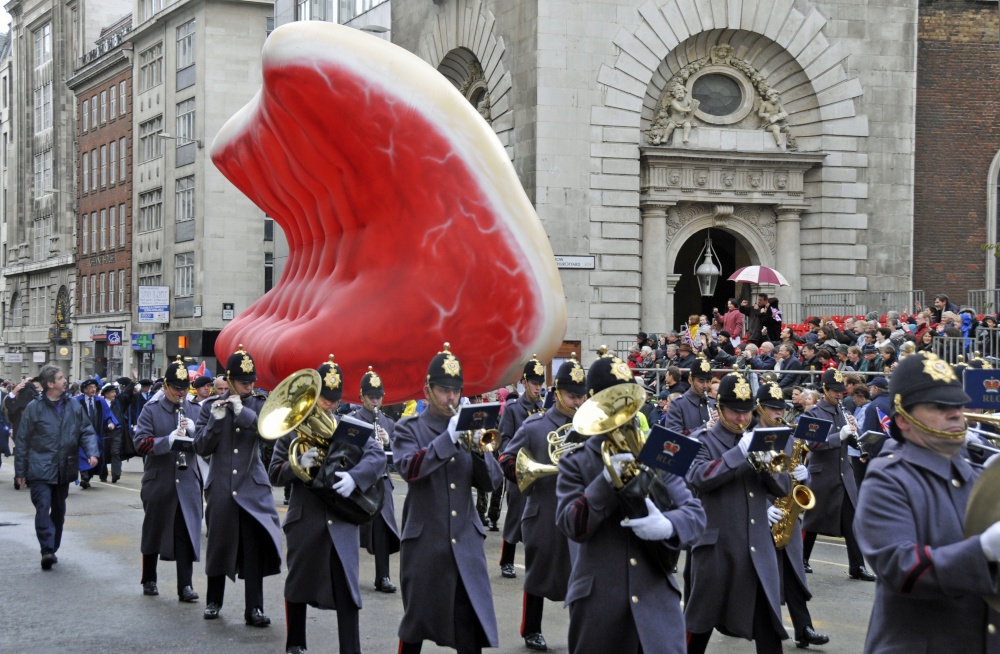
<box><xmin>573</xmin><ymin>384</ymin><xmax>647</xmax><ymax>488</ymax></box>
<box><xmin>259</xmin><ymin>369</ymin><xmax>337</xmax><ymax>484</ymax></box>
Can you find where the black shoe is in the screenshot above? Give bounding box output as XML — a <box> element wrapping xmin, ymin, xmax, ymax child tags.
<box><xmin>287</xmin><ymin>647</ymin><xmax>306</xmax><ymax>654</ymax></box>
<box><xmin>112</xmin><ymin>476</ymin><xmax>120</xmax><ymax>483</ymax></box>
<box><xmin>375</xmin><ymin>577</ymin><xmax>397</xmax><ymax>593</ymax></box>
<box><xmin>796</xmin><ymin>626</ymin><xmax>830</xmax><ymax>648</ymax></box>
<box><xmin>245</xmin><ymin>607</ymin><xmax>270</xmax><ymax>627</ymax></box>
<box><xmin>143</xmin><ymin>581</ymin><xmax>159</xmax><ymax>596</ymax></box>
<box><xmin>13</xmin><ymin>479</ymin><xmax>20</xmax><ymax>490</ymax></box>
<box><xmin>489</xmin><ymin>521</ymin><xmax>499</xmax><ymax>532</ymax></box>
<box><xmin>80</xmin><ymin>479</ymin><xmax>90</xmax><ymax>489</ymax></box>
<box><xmin>850</xmin><ymin>567</ymin><xmax>876</xmax><ymax>581</ymax></box>
<box><xmin>99</xmin><ymin>476</ymin><xmax>108</xmax><ymax>483</ymax></box>
<box><xmin>203</xmin><ymin>602</ymin><xmax>221</xmax><ymax>619</ymax></box>
<box><xmin>501</xmin><ymin>563</ymin><xmax>517</xmax><ymax>578</ymax></box>
<box><xmin>524</xmin><ymin>633</ymin><xmax>548</xmax><ymax>651</ymax></box>
<box><xmin>803</xmin><ymin>561</ymin><xmax>813</xmax><ymax>574</ymax></box>
<box><xmin>178</xmin><ymin>586</ymin><xmax>199</xmax><ymax>602</ymax></box>
<box><xmin>40</xmin><ymin>552</ymin><xmax>56</xmax><ymax>571</ymax></box>
<box><xmin>479</xmin><ymin>514</ymin><xmax>488</xmax><ymax>526</ymax></box>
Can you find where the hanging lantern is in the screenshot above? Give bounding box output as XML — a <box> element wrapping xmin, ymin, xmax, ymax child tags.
<box><xmin>694</xmin><ymin>232</ymin><xmax>721</xmax><ymax>297</ymax></box>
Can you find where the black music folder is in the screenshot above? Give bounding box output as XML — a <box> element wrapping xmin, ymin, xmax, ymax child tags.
<box><xmin>332</xmin><ymin>416</ymin><xmax>375</xmax><ymax>448</ymax></box>
<box><xmin>793</xmin><ymin>417</ymin><xmax>834</xmax><ymax>444</ymax></box>
<box><xmin>638</xmin><ymin>425</ymin><xmax>701</xmax><ymax>477</ymax></box>
<box><xmin>456</xmin><ymin>402</ymin><xmax>501</xmax><ymax>432</ymax></box>
<box><xmin>170</xmin><ymin>436</ymin><xmax>194</xmax><ymax>452</ymax></box>
<box><xmin>748</xmin><ymin>427</ymin><xmax>791</xmax><ymax>453</ymax></box>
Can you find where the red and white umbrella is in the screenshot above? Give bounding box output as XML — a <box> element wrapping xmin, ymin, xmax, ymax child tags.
<box><xmin>728</xmin><ymin>265</ymin><xmax>789</xmax><ymax>286</ymax></box>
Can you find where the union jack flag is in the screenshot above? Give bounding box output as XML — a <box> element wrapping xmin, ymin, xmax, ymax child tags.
<box><xmin>876</xmin><ymin>407</ymin><xmax>892</xmax><ymax>436</ymax></box>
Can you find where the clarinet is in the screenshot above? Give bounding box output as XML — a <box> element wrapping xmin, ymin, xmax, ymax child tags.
<box><xmin>838</xmin><ymin>401</ymin><xmax>858</xmax><ymax>444</ymax></box>
<box><xmin>176</xmin><ymin>404</ymin><xmax>189</xmax><ymax>471</ymax></box>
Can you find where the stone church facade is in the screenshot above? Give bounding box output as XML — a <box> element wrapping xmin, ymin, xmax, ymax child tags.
<box><xmin>393</xmin><ymin>0</ymin><xmax>917</xmax><ymax>354</ymax></box>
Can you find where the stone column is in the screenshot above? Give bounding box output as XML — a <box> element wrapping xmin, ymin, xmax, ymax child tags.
<box><xmin>640</xmin><ymin>203</ymin><xmax>673</xmax><ymax>333</ymax></box>
<box><xmin>663</xmin><ymin>273</ymin><xmax>682</xmax><ymax>335</ymax></box>
<box><xmin>775</xmin><ymin>206</ymin><xmax>804</xmax><ymax>311</ymax></box>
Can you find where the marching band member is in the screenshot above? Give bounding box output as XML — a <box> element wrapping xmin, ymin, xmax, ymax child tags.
<box><xmin>194</xmin><ymin>345</ymin><xmax>283</xmax><ymax>626</ymax></box>
<box><xmin>685</xmin><ymin>372</ymin><xmax>791</xmax><ymax>654</ymax></box>
<box><xmin>800</xmin><ymin>369</ymin><xmax>875</xmax><ymax>580</ymax></box>
<box><xmin>269</xmin><ymin>356</ymin><xmax>385</xmax><ymax>654</ymax></box>
<box><xmin>393</xmin><ymin>344</ymin><xmax>503</xmax><ymax>653</ymax></box>
<box><xmin>856</xmin><ymin>352</ymin><xmax>1000</xmax><ymax>652</ymax></box>
<box><xmin>134</xmin><ymin>358</ymin><xmax>202</xmax><ymax>603</ymax></box>
<box><xmin>496</xmin><ymin>358</ymin><xmax>546</xmax><ymax>579</ymax></box>
<box><xmin>349</xmin><ymin>366</ymin><xmax>401</xmax><ymax>594</ymax></box>
<box><xmin>501</xmin><ymin>355</ymin><xmax>588</xmax><ymax>651</ymax></box>
<box><xmin>663</xmin><ymin>357</ymin><xmax>715</xmax><ymax>436</ymax></box>
<box><xmin>555</xmin><ymin>355</ymin><xmax>705</xmax><ymax>654</ymax></box>
<box><xmin>754</xmin><ymin>382</ymin><xmax>829</xmax><ymax>649</ymax></box>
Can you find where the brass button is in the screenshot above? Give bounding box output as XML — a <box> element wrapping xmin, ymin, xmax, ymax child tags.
<box><xmin>451</xmin><ymin>510</ymin><xmax>457</xmax><ymax>517</ymax></box>
<box><xmin>988</xmin><ymin>624</ymin><xmax>996</xmax><ymax>635</ymax></box>
<box><xmin>175</xmin><ymin>479</ymin><xmax>180</xmax><ymax>483</ymax></box>
<box><xmin>232</xmin><ymin>491</ymin><xmax>237</xmax><ymax>496</ymax></box>
<box><xmin>629</xmin><ymin>558</ymin><xmax>637</xmax><ymax>566</ymax></box>
<box><xmin>450</xmin><ymin>457</ymin><xmax>455</xmax><ymax>462</ymax></box>
<box><xmin>750</xmin><ymin>546</ymin><xmax>756</xmax><ymax>552</ymax></box>
<box><xmin>952</xmin><ymin>479</ymin><xmax>961</xmax><ymax>488</ymax></box>
<box><xmin>748</xmin><ymin>492</ymin><xmax>754</xmax><ymax>498</ymax></box>
<box><xmin>233</xmin><ymin>469</ymin><xmax>238</xmax><ymax>475</ymax></box>
<box><xmin>631</xmin><ymin>595</ymin><xmax>638</xmax><ymax>604</ymax></box>
<box><xmin>236</xmin><ymin>428</ymin><xmax>241</xmax><ymax>433</ymax></box>
<box><xmin>450</xmin><ymin>483</ymin><xmax>456</xmax><ymax>490</ymax></box>
<box><xmin>328</xmin><ymin>520</ymin><xmax>333</xmax><ymax>525</ymax></box>
<box><xmin>451</xmin><ymin>538</ymin><xmax>457</xmax><ymax>544</ymax></box>
<box><xmin>233</xmin><ymin>448</ymin><xmax>238</xmax><ymax>453</ymax></box>
<box><xmin>750</xmin><ymin>519</ymin><xmax>755</xmax><ymax>525</ymax></box>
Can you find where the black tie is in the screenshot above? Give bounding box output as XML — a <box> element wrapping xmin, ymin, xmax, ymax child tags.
<box><xmin>87</xmin><ymin>398</ymin><xmax>93</xmax><ymax>417</ymax></box>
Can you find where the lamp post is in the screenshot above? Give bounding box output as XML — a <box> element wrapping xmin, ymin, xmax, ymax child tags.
<box><xmin>159</xmin><ymin>133</ymin><xmax>203</xmax><ymax>149</ymax></box>
<box><xmin>694</xmin><ymin>232</ymin><xmax>721</xmax><ymax>297</ymax></box>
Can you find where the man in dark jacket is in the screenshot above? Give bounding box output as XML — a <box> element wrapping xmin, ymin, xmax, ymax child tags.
<box><xmin>5</xmin><ymin>376</ymin><xmax>39</xmax><ymax>489</ymax></box>
<box><xmin>14</xmin><ymin>365</ymin><xmax>98</xmax><ymax>570</ymax></box>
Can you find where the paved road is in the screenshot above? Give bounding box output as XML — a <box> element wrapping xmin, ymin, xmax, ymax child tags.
<box><xmin>0</xmin><ymin>457</ymin><xmax>874</xmax><ymax>652</ymax></box>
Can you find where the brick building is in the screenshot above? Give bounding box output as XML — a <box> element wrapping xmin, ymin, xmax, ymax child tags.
<box><xmin>913</xmin><ymin>0</ymin><xmax>1000</xmax><ymax>305</ymax></box>
<box><xmin>67</xmin><ymin>14</ymin><xmax>133</xmax><ymax>380</ymax></box>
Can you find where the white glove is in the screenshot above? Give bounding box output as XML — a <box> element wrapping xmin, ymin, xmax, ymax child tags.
<box><xmin>211</xmin><ymin>402</ymin><xmax>227</xmax><ymax>420</ymax></box>
<box><xmin>229</xmin><ymin>394</ymin><xmax>243</xmax><ymax>417</ymax></box>
<box><xmin>838</xmin><ymin>424</ymin><xmax>854</xmax><ymax>441</ymax></box>
<box><xmin>447</xmin><ymin>414</ymin><xmax>460</xmax><ymax>444</ymax></box>
<box><xmin>375</xmin><ymin>425</ymin><xmax>389</xmax><ymax>448</ymax></box>
<box><xmin>602</xmin><ymin>452</ymin><xmax>635</xmax><ymax>484</ymax></box>
<box><xmin>980</xmin><ymin>520</ymin><xmax>1000</xmax><ymax>562</ymax></box>
<box><xmin>621</xmin><ymin>497</ymin><xmax>675</xmax><ymax>541</ymax></box>
<box><xmin>298</xmin><ymin>447</ymin><xmax>320</xmax><ymax>470</ymax></box>
<box><xmin>792</xmin><ymin>464</ymin><xmax>809</xmax><ymax>482</ymax></box>
<box><xmin>183</xmin><ymin>418</ymin><xmax>195</xmax><ymax>436</ymax></box>
<box><xmin>333</xmin><ymin>471</ymin><xmax>357</xmax><ymax>498</ymax></box>
<box><xmin>168</xmin><ymin>430</ymin><xmax>177</xmax><ymax>446</ymax></box>
<box><xmin>767</xmin><ymin>505</ymin><xmax>783</xmax><ymax>526</ymax></box>
<box><xmin>738</xmin><ymin>433</ymin><xmax>753</xmax><ymax>457</ymax></box>
<box><xmin>762</xmin><ymin>452</ymin><xmax>773</xmax><ymax>465</ymax></box>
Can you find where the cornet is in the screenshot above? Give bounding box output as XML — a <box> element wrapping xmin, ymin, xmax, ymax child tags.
<box><xmin>449</xmin><ymin>404</ymin><xmax>498</xmax><ymax>454</ymax></box>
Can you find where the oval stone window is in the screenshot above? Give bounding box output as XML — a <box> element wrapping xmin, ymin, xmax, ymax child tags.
<box><xmin>692</xmin><ymin>74</ymin><xmax>742</xmax><ymax>117</ymax></box>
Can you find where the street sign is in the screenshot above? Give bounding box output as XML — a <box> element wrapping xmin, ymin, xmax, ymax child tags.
<box><xmin>131</xmin><ymin>333</ymin><xmax>155</xmax><ymax>351</ymax></box>
<box><xmin>554</xmin><ymin>255</ymin><xmax>596</xmax><ymax>270</ymax></box>
<box><xmin>106</xmin><ymin>330</ymin><xmax>123</xmax><ymax>346</ymax></box>
<box><xmin>222</xmin><ymin>303</ymin><xmax>234</xmax><ymax>321</ymax></box>
<box><xmin>4</xmin><ymin>353</ymin><xmax>22</xmax><ymax>363</ymax></box>
<box><xmin>138</xmin><ymin>286</ymin><xmax>170</xmax><ymax>323</ymax></box>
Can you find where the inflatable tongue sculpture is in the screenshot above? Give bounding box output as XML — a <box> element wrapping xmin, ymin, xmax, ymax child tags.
<box><xmin>211</xmin><ymin>22</ymin><xmax>566</xmax><ymax>401</ymax></box>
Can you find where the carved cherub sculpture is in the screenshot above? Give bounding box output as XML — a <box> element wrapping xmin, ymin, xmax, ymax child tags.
<box><xmin>648</xmin><ymin>82</ymin><xmax>700</xmax><ymax>146</ymax></box>
<box><xmin>757</xmin><ymin>88</ymin><xmax>795</xmax><ymax>149</ymax></box>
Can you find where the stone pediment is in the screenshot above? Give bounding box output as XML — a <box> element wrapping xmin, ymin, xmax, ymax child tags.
<box><xmin>639</xmin><ymin>148</ymin><xmax>825</xmax><ymax>209</ymax></box>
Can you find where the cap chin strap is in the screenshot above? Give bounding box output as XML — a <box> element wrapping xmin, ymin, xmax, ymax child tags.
<box><xmin>893</xmin><ymin>395</ymin><xmax>967</xmax><ymax>440</ymax></box>
<box><xmin>823</xmin><ymin>390</ymin><xmax>842</xmax><ymax>405</ymax></box>
<box><xmin>553</xmin><ymin>386</ymin><xmax>574</xmax><ymax>416</ymax></box>
<box><xmin>755</xmin><ymin>402</ymin><xmax>783</xmax><ymax>428</ymax></box>
<box><xmin>718</xmin><ymin>404</ymin><xmax>747</xmax><ymax>434</ymax></box>
<box><xmin>425</xmin><ymin>383</ymin><xmax>460</xmax><ymax>416</ymax></box>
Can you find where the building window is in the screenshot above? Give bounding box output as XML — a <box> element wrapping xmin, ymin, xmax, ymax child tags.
<box><xmin>100</xmin><ymin>145</ymin><xmax>107</xmax><ymax>187</ymax></box>
<box><xmin>91</xmin><ymin>96</ymin><xmax>97</xmax><ymax>130</ymax></box>
<box><xmin>100</xmin><ymin>209</ymin><xmax>107</xmax><ymax>250</ymax></box>
<box><xmin>265</xmin><ymin>252</ymin><xmax>274</xmax><ymax>292</ymax></box>
<box><xmin>139</xmin><ymin>260</ymin><xmax>162</xmax><ymax>286</ymax></box>
<box><xmin>176</xmin><ymin>175</ymin><xmax>195</xmax><ymax>222</ymax></box>
<box><xmin>110</xmin><ymin>140</ymin><xmax>117</xmax><ymax>183</ymax></box>
<box><xmin>109</xmin><ymin>84</ymin><xmax>116</xmax><ymax>118</ymax></box>
<box><xmin>82</xmin><ymin>153</ymin><xmax>89</xmax><ymax>193</ymax></box>
<box><xmin>81</xmin><ymin>278</ymin><xmax>88</xmax><ymax>315</ymax></box>
<box><xmin>175</xmin><ymin>252</ymin><xmax>194</xmax><ymax>297</ymax></box>
<box><xmin>30</xmin><ymin>279</ymin><xmax>48</xmax><ymax>326</ymax></box>
<box><xmin>33</xmin><ymin>217</ymin><xmax>50</xmax><ymax>260</ymax></box>
<box><xmin>2</xmin><ymin>74</ymin><xmax>7</xmax><ymax>108</ymax></box>
<box><xmin>90</xmin><ymin>274</ymin><xmax>97</xmax><ymax>314</ymax></box>
<box><xmin>119</xmin><ymin>81</ymin><xmax>126</xmax><ymax>115</ymax></box>
<box><xmin>266</xmin><ymin>17</ymin><xmax>274</xmax><ymax>38</ymax></box>
<box><xmin>33</xmin><ymin>150</ymin><xmax>52</xmax><ymax>198</ymax></box>
<box><xmin>33</xmin><ymin>82</ymin><xmax>52</xmax><ymax>133</ymax></box>
<box><xmin>82</xmin><ymin>98</ymin><xmax>89</xmax><ymax>132</ymax></box>
<box><xmin>82</xmin><ymin>214</ymin><xmax>89</xmax><ymax>254</ymax></box>
<box><xmin>119</xmin><ymin>270</ymin><xmax>126</xmax><ymax>309</ymax></box>
<box><xmin>91</xmin><ymin>149</ymin><xmax>98</xmax><ymax>190</ymax></box>
<box><xmin>138</xmin><ymin>43</ymin><xmax>163</xmax><ymax>92</ymax></box>
<box><xmin>139</xmin><ymin>116</ymin><xmax>163</xmax><ymax>163</ymax></box>
<box><xmin>108</xmin><ymin>272</ymin><xmax>115</xmax><ymax>312</ymax></box>
<box><xmin>140</xmin><ymin>0</ymin><xmax>164</xmax><ymax>22</ymax></box>
<box><xmin>119</xmin><ymin>203</ymin><xmax>126</xmax><ymax>243</ymax></box>
<box><xmin>109</xmin><ymin>206</ymin><xmax>117</xmax><ymax>249</ymax></box>
<box><xmin>33</xmin><ymin>23</ymin><xmax>51</xmax><ymax>68</ymax></box>
<box><xmin>138</xmin><ymin>189</ymin><xmax>163</xmax><ymax>232</ymax></box>
<box><xmin>100</xmin><ymin>90</ymin><xmax>107</xmax><ymax>124</ymax></box>
<box><xmin>176</xmin><ymin>98</ymin><xmax>195</xmax><ymax>143</ymax></box>
<box><xmin>177</xmin><ymin>19</ymin><xmax>195</xmax><ymax>69</ymax></box>
<box><xmin>99</xmin><ymin>273</ymin><xmax>106</xmax><ymax>313</ymax></box>
<box><xmin>91</xmin><ymin>212</ymin><xmax>97</xmax><ymax>252</ymax></box>
<box><xmin>264</xmin><ymin>216</ymin><xmax>274</xmax><ymax>241</ymax></box>
<box><xmin>9</xmin><ymin>293</ymin><xmax>21</xmax><ymax>328</ymax></box>
<box><xmin>119</xmin><ymin>137</ymin><xmax>126</xmax><ymax>181</ymax></box>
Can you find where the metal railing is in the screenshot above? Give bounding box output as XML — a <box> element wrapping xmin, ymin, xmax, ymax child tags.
<box><xmin>967</xmin><ymin>290</ymin><xmax>1000</xmax><ymax>314</ymax></box>
<box><xmin>803</xmin><ymin>290</ymin><xmax>925</xmax><ymax>319</ymax></box>
<box><xmin>932</xmin><ymin>330</ymin><xmax>1000</xmax><ymax>363</ymax></box>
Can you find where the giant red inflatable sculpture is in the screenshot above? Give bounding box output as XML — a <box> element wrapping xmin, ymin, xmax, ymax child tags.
<box><xmin>210</xmin><ymin>22</ymin><xmax>567</xmax><ymax>401</ymax></box>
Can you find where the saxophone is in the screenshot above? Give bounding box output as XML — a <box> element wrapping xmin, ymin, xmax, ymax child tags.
<box><xmin>770</xmin><ymin>437</ymin><xmax>815</xmax><ymax>549</ymax></box>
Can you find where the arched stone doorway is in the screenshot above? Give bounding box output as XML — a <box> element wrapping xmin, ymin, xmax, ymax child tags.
<box><xmin>672</xmin><ymin>227</ymin><xmax>753</xmax><ymax>329</ymax></box>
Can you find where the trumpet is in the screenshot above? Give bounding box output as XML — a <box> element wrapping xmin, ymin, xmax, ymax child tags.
<box><xmin>449</xmin><ymin>404</ymin><xmax>499</xmax><ymax>454</ymax></box>
<box><xmin>176</xmin><ymin>405</ymin><xmax>188</xmax><ymax>471</ymax></box>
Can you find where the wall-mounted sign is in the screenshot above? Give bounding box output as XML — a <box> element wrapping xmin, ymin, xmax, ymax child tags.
<box><xmin>138</xmin><ymin>286</ymin><xmax>170</xmax><ymax>323</ymax></box>
<box><xmin>132</xmin><ymin>333</ymin><xmax>155</xmax><ymax>351</ymax></box>
<box><xmin>222</xmin><ymin>303</ymin><xmax>234</xmax><ymax>321</ymax></box>
<box><xmin>4</xmin><ymin>353</ymin><xmax>22</xmax><ymax>363</ymax></box>
<box><xmin>554</xmin><ymin>255</ymin><xmax>596</xmax><ymax>270</ymax></box>
<box><xmin>32</xmin><ymin>351</ymin><xmax>47</xmax><ymax>363</ymax></box>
